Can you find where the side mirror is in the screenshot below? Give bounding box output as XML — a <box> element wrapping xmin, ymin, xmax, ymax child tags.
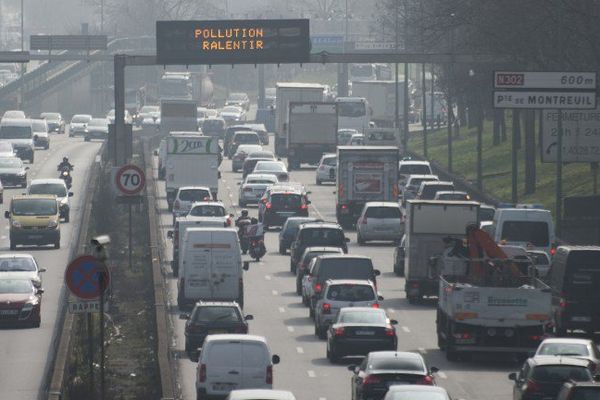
<box><xmin>68</xmin><ymin>192</ymin><xmax>74</xmax><ymax>197</ymax></box>
<box><xmin>374</xmin><ymin>269</ymin><xmax>381</xmax><ymax>276</ymax></box>
<box><xmin>244</xmin><ymin>314</ymin><xmax>253</xmax><ymax>321</ymax></box>
<box><xmin>167</xmin><ymin>230</ymin><xmax>174</xmax><ymax>239</ymax></box>
<box><xmin>4</xmin><ymin>211</ymin><xmax>10</xmax><ymax>219</ymax></box>
<box><xmin>378</xmin><ymin>295</ymin><xmax>384</xmax><ymax>301</ymax></box>
<box><xmin>37</xmin><ymin>288</ymin><xmax>45</xmax><ymax>295</ymax></box>
<box><xmin>39</xmin><ymin>268</ymin><xmax>47</xmax><ymax>273</ymax></box>
<box><xmin>272</xmin><ymin>355</ymin><xmax>280</xmax><ymax>365</ymax></box>
<box><xmin>243</xmin><ymin>261</ymin><xmax>250</xmax><ymax>271</ymax></box>
<box><xmin>430</xmin><ymin>366</ymin><xmax>439</xmax><ymax>374</ymax></box>
<box><xmin>179</xmin><ymin>313</ymin><xmax>190</xmax><ymax>320</ymax></box>
<box><xmin>508</xmin><ymin>372</ymin><xmax>517</xmax><ymax>381</ymax></box>
<box><xmin>390</xmin><ymin>319</ymin><xmax>398</xmax><ymax>325</ymax></box>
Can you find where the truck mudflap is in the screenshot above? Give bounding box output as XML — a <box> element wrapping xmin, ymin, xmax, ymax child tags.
<box><xmin>405</xmin><ymin>278</ymin><xmax>438</xmax><ymax>303</ymax></box>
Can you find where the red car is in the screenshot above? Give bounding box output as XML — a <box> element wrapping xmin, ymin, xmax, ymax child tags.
<box><xmin>0</xmin><ymin>279</ymin><xmax>43</xmax><ymax>328</ymax></box>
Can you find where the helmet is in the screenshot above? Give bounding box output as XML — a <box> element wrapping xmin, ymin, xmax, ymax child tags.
<box><xmin>63</xmin><ymin>157</ymin><xmax>68</xmax><ymax>162</ymax></box>
<box><xmin>241</xmin><ymin>209</ymin><xmax>249</xmax><ymax>217</ymax></box>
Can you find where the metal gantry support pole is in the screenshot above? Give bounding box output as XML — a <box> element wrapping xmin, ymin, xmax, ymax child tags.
<box><xmin>257</xmin><ymin>64</ymin><xmax>265</xmax><ymax>109</ymax></box>
<box><xmin>403</xmin><ymin>63</ymin><xmax>409</xmax><ymax>155</ymax></box>
<box><xmin>422</xmin><ymin>63</ymin><xmax>428</xmax><ymax>158</ymax></box>
<box><xmin>512</xmin><ymin>109</ymin><xmax>519</xmax><ymax>204</ymax></box>
<box><xmin>114</xmin><ymin>54</ymin><xmax>126</xmax><ymax>165</ymax></box>
<box><xmin>556</xmin><ymin>110</ymin><xmax>563</xmax><ymax>235</ymax></box>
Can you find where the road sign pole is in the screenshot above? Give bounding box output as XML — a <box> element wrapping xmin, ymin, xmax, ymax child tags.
<box><xmin>99</xmin><ymin>272</ymin><xmax>105</xmax><ymax>400</ymax></box>
<box><xmin>422</xmin><ymin>63</ymin><xmax>428</xmax><ymax>158</ymax></box>
<box><xmin>403</xmin><ymin>62</ymin><xmax>409</xmax><ymax>155</ymax></box>
<box><xmin>556</xmin><ymin>109</ymin><xmax>563</xmax><ymax>236</ymax></box>
<box><xmin>128</xmin><ymin>203</ymin><xmax>133</xmax><ymax>269</ymax></box>
<box><xmin>87</xmin><ymin>313</ymin><xmax>94</xmax><ymax>394</ymax></box>
<box><xmin>512</xmin><ymin>109</ymin><xmax>519</xmax><ymax>203</ymax></box>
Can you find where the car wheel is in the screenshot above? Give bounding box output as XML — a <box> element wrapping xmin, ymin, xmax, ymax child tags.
<box><xmin>54</xmin><ymin>241</ymin><xmax>60</xmax><ymax>249</ymax></box>
<box><xmin>302</xmin><ymin>294</ymin><xmax>309</xmax><ymax>306</ymax></box>
<box><xmin>317</xmin><ymin>324</ymin><xmax>327</xmax><ymax>340</ymax></box>
<box><xmin>64</xmin><ymin>212</ymin><xmax>70</xmax><ymax>223</ymax></box>
<box><xmin>394</xmin><ymin>262</ymin><xmax>405</xmax><ymax>277</ymax></box>
<box><xmin>327</xmin><ymin>344</ymin><xmax>339</xmax><ymax>363</ymax></box>
<box><xmin>437</xmin><ymin>333</ymin><xmax>446</xmax><ymax>350</ymax></box>
<box><xmin>357</xmin><ymin>232</ymin><xmax>365</xmax><ymax>245</ymax></box>
<box><xmin>291</xmin><ymin>263</ymin><xmax>296</xmax><ymax>274</ymax></box>
<box><xmin>279</xmin><ymin>243</ymin><xmax>286</xmax><ymax>255</ymax></box>
<box><xmin>196</xmin><ymin>389</ymin><xmax>204</xmax><ymax>400</ymax></box>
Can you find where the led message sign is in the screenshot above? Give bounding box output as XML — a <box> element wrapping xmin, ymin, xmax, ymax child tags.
<box><xmin>156</xmin><ymin>19</ymin><xmax>310</xmax><ymax>65</ymax></box>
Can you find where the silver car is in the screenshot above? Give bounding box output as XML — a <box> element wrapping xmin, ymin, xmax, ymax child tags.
<box><xmin>232</xmin><ymin>144</ymin><xmax>263</xmax><ymax>172</ymax></box>
<box><xmin>356</xmin><ymin>202</ymin><xmax>404</xmax><ymax>244</ymax></box>
<box><xmin>314</xmin><ymin>279</ymin><xmax>380</xmax><ymax>339</ymax></box>
<box><xmin>535</xmin><ymin>337</ymin><xmax>600</xmax><ymax>370</ymax></box>
<box><xmin>238</xmin><ymin>174</ymin><xmax>278</xmax><ymax>207</ymax></box>
<box><xmin>0</xmin><ymin>254</ymin><xmax>46</xmax><ymax>288</ymax></box>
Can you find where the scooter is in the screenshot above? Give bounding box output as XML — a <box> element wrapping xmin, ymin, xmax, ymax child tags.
<box><xmin>59</xmin><ymin>166</ymin><xmax>73</xmax><ymax>189</ymax></box>
<box><xmin>249</xmin><ymin>237</ymin><xmax>266</xmax><ymax>261</ymax></box>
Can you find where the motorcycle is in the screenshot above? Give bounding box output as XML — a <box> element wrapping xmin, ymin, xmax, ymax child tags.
<box><xmin>249</xmin><ymin>237</ymin><xmax>266</xmax><ymax>261</ymax></box>
<box><xmin>58</xmin><ymin>166</ymin><xmax>73</xmax><ymax>189</ymax></box>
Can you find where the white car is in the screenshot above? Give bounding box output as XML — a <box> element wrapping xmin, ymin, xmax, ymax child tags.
<box><xmin>28</xmin><ymin>178</ymin><xmax>73</xmax><ymax>222</ymax></box>
<box><xmin>106</xmin><ymin>109</ymin><xmax>132</xmax><ymax>124</ymax></box>
<box><xmin>398</xmin><ymin>160</ymin><xmax>433</xmax><ymax>188</ymax></box>
<box><xmin>402</xmin><ymin>174</ymin><xmax>439</xmax><ymax>204</ymax></box>
<box><xmin>232</xmin><ymin>144</ymin><xmax>263</xmax><ymax>172</ymax></box>
<box><xmin>337</xmin><ymin>129</ymin><xmax>359</xmax><ymax>145</ymax></box>
<box><xmin>220</xmin><ymin>105</ymin><xmax>246</xmax><ymax>123</ymax></box>
<box><xmin>527</xmin><ymin>250</ymin><xmax>551</xmax><ymax>278</ymax></box>
<box><xmin>433</xmin><ymin>191</ymin><xmax>471</xmax><ymax>201</ymax></box>
<box><xmin>253</xmin><ymin>161</ymin><xmax>289</xmax><ymax>182</ymax></box>
<box><xmin>138</xmin><ymin>105</ymin><xmax>160</xmax><ymax>126</ymax></box>
<box><xmin>0</xmin><ymin>254</ymin><xmax>46</xmax><ymax>288</ymax></box>
<box><xmin>534</xmin><ymin>337</ymin><xmax>600</xmax><ymax>369</ymax></box>
<box><xmin>2</xmin><ymin>110</ymin><xmax>26</xmax><ymax>119</ymax></box>
<box><xmin>238</xmin><ymin>174</ymin><xmax>278</xmax><ymax>207</ymax></box>
<box><xmin>313</xmin><ymin>279</ymin><xmax>380</xmax><ymax>338</ymax></box>
<box><xmin>357</xmin><ymin>202</ymin><xmax>404</xmax><ymax>244</ymax></box>
<box><xmin>315</xmin><ymin>154</ymin><xmax>336</xmax><ymax>185</ymax></box>
<box><xmin>196</xmin><ymin>335</ymin><xmax>280</xmax><ymax>398</ymax></box>
<box><xmin>187</xmin><ymin>201</ymin><xmax>232</xmax><ymax>227</ymax></box>
<box><xmin>0</xmin><ymin>142</ymin><xmax>15</xmax><ymax>158</ymax></box>
<box><xmin>31</xmin><ymin>119</ymin><xmax>50</xmax><ymax>149</ymax></box>
<box><xmin>349</xmin><ymin>133</ymin><xmax>365</xmax><ymax>146</ymax></box>
<box><xmin>172</xmin><ymin>186</ymin><xmax>212</xmax><ymax>223</ymax></box>
<box><xmin>69</xmin><ymin>114</ymin><xmax>92</xmax><ymax>137</ymax></box>
<box><xmin>226</xmin><ymin>390</ymin><xmax>296</xmax><ymax>400</ymax></box>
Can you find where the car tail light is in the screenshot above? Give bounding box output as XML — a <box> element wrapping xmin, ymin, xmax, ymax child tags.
<box><xmin>266</xmin><ymin>202</ymin><xmax>272</xmax><ymax>209</ymax></box>
<box><xmin>559</xmin><ymin>293</ymin><xmax>568</xmax><ymax>308</ymax></box>
<box><xmin>524</xmin><ymin>379</ymin><xmax>541</xmax><ymax>395</ymax></box>
<box><xmin>417</xmin><ymin>375</ymin><xmax>434</xmax><ymax>385</ymax></box>
<box><xmin>266</xmin><ymin>365</ymin><xmax>273</xmax><ymax>384</ymax></box>
<box><xmin>334</xmin><ymin>327</ymin><xmax>345</xmax><ymax>336</ymax></box>
<box><xmin>341</xmin><ymin>204</ymin><xmax>348</xmax><ymax>209</ymax></box>
<box><xmin>529</xmin><ymin>335</ymin><xmax>542</xmax><ymax>341</ymax></box>
<box><xmin>173</xmin><ymin>200</ymin><xmax>180</xmax><ymax>210</ymax></box>
<box><xmin>550</xmin><ymin>244</ymin><xmax>557</xmax><ymax>256</ymax></box>
<box><xmin>300</xmin><ymin>203</ymin><xmax>308</xmax><ymax>210</ymax></box>
<box><xmin>199</xmin><ymin>364</ymin><xmax>207</xmax><ymax>382</ymax></box>
<box><xmin>371</xmin><ymin>303</ymin><xmax>380</xmax><ymax>309</ymax></box>
<box><xmin>203</xmin><ymin>196</ymin><xmax>211</xmax><ymax>201</ymax></box>
<box><xmin>363</xmin><ymin>375</ymin><xmax>382</xmax><ymax>385</ymax></box>
<box><xmin>314</xmin><ymin>283</ymin><xmax>322</xmax><ymax>293</ymax></box>
<box><xmin>411</xmin><ymin>282</ymin><xmax>420</xmax><ymax>289</ymax></box>
<box><xmin>385</xmin><ymin>328</ymin><xmax>395</xmax><ymax>336</ymax></box>
<box><xmin>322</xmin><ymin>303</ymin><xmax>331</xmax><ymax>314</ymax></box>
<box><xmin>243</xmin><ymin>187</ymin><xmax>253</xmax><ymax>192</ymax></box>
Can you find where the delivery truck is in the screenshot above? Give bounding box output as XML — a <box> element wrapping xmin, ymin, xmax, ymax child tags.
<box><xmin>160</xmin><ymin>99</ymin><xmax>197</xmax><ymax>137</ymax></box>
<box><xmin>287</xmin><ymin>102</ymin><xmax>338</xmax><ymax>169</ymax></box>
<box><xmin>336</xmin><ymin>146</ymin><xmax>399</xmax><ymax>228</ymax></box>
<box><xmin>351</xmin><ymin>80</ymin><xmax>406</xmax><ymax>127</ymax></box>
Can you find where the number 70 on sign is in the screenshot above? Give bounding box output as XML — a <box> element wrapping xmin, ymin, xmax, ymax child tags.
<box><xmin>113</xmin><ymin>164</ymin><xmax>146</xmax><ymax>196</ymax></box>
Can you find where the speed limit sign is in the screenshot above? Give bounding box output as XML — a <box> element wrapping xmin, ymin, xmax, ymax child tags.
<box><xmin>114</xmin><ymin>164</ymin><xmax>145</xmax><ymax>196</ymax></box>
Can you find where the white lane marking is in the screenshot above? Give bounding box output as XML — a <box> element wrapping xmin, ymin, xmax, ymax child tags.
<box><xmin>265</xmin><ymin>275</ymin><xmax>272</xmax><ymax>280</ymax></box>
<box><xmin>287</xmin><ymin>326</ymin><xmax>295</xmax><ymax>333</ymax></box>
<box><xmin>401</xmin><ymin>326</ymin><xmax>410</xmax><ymax>333</ymax></box>
<box><xmin>437</xmin><ymin>372</ymin><xmax>448</xmax><ymax>379</ymax></box>
<box><xmin>0</xmin><ymin>236</ymin><xmax>5</xmax><ymax>239</ymax></box>
<box><xmin>307</xmin><ymin>370</ymin><xmax>316</xmax><ymax>378</ymax></box>
<box><xmin>310</xmin><ymin>202</ymin><xmax>324</xmax><ymax>220</ymax></box>
<box><xmin>278</xmin><ymin>306</ymin><xmax>285</xmax><ymax>313</ymax></box>
<box><xmin>296</xmin><ymin>346</ymin><xmax>304</xmax><ymax>354</ymax></box>
<box><xmin>319</xmin><ymin>398</ymin><xmax>327</xmax><ymax>400</ymax></box>
<box><xmin>418</xmin><ymin>347</ymin><xmax>427</xmax><ymax>354</ymax></box>
<box><xmin>272</xmin><ymin>290</ymin><xmax>278</xmax><ymax>296</ymax></box>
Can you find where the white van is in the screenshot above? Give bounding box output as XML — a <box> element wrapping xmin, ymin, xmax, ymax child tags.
<box><xmin>485</xmin><ymin>208</ymin><xmax>555</xmax><ymax>256</ymax></box>
<box><xmin>177</xmin><ymin>227</ymin><xmax>243</xmax><ymax>308</ymax></box>
<box><xmin>196</xmin><ymin>335</ymin><xmax>280</xmax><ymax>399</ymax></box>
<box><xmin>0</xmin><ymin>118</ymin><xmax>35</xmax><ymax>163</ymax></box>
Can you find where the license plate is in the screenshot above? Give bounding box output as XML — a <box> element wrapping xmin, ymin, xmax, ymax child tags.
<box><xmin>213</xmin><ymin>383</ymin><xmax>235</xmax><ymax>391</ymax></box>
<box><xmin>355</xmin><ymin>330</ymin><xmax>375</xmax><ymax>336</ymax></box>
<box><xmin>572</xmin><ymin>316</ymin><xmax>591</xmax><ymax>322</ymax></box>
<box><xmin>0</xmin><ymin>310</ymin><xmax>18</xmax><ymax>315</ymax></box>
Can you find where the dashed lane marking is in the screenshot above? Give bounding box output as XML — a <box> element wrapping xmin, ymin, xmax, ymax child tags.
<box><xmin>418</xmin><ymin>347</ymin><xmax>427</xmax><ymax>354</ymax></box>
<box><xmin>296</xmin><ymin>347</ymin><xmax>304</xmax><ymax>354</ymax></box>
<box><xmin>265</xmin><ymin>275</ymin><xmax>272</xmax><ymax>280</ymax></box>
<box><xmin>278</xmin><ymin>306</ymin><xmax>285</xmax><ymax>313</ymax></box>
<box><xmin>272</xmin><ymin>290</ymin><xmax>278</xmax><ymax>296</ymax></box>
<box><xmin>402</xmin><ymin>326</ymin><xmax>410</xmax><ymax>333</ymax></box>
<box><xmin>287</xmin><ymin>326</ymin><xmax>295</xmax><ymax>333</ymax></box>
<box><xmin>307</xmin><ymin>370</ymin><xmax>316</xmax><ymax>378</ymax></box>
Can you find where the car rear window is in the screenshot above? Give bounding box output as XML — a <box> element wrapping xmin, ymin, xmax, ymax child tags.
<box><xmin>369</xmin><ymin>357</ymin><xmax>424</xmax><ymax>372</ymax></box>
<box><xmin>0</xmin><ymin>257</ymin><xmax>36</xmax><ymax>272</ymax></box>
<box><xmin>203</xmin><ymin>120</ymin><xmax>224</xmax><ymax>129</ymax></box>
<box><xmin>179</xmin><ymin>189</ymin><xmax>211</xmax><ymax>202</ymax></box>
<box><xmin>271</xmin><ymin>194</ymin><xmax>302</xmax><ymax>208</ymax></box>
<box><xmin>422</xmin><ymin>184</ymin><xmax>454</xmax><ymax>199</ymax></box>
<box><xmin>206</xmin><ymin>343</ymin><xmax>241</xmax><ymax>367</ymax></box>
<box><xmin>501</xmin><ymin>221</ymin><xmax>549</xmax><ymax>247</ymax></box>
<box><xmin>318</xmin><ymin>260</ymin><xmax>373</xmax><ymax>280</ymax></box>
<box><xmin>365</xmin><ymin>206</ymin><xmax>401</xmax><ymax>219</ymax></box>
<box><xmin>302</xmin><ymin>228</ymin><xmax>344</xmax><ymax>245</ymax></box>
<box><xmin>479</xmin><ymin>207</ymin><xmax>495</xmax><ymax>222</ymax></box>
<box><xmin>322</xmin><ymin>157</ymin><xmax>337</xmax><ymax>166</ymax></box>
<box><xmin>327</xmin><ymin>284</ymin><xmax>375</xmax><ymax>301</ymax></box>
<box><xmin>571</xmin><ymin>388</ymin><xmax>600</xmax><ymax>400</ymax></box>
<box><xmin>537</xmin><ymin>343</ymin><xmax>589</xmax><ymax>357</ymax></box>
<box><xmin>400</xmin><ymin>164</ymin><xmax>431</xmax><ymax>175</ymax></box>
<box><xmin>387</xmin><ymin>393</ymin><xmax>447</xmax><ymax>400</ymax></box>
<box><xmin>531</xmin><ymin>365</ymin><xmax>591</xmax><ymax>382</ymax></box>
<box><xmin>189</xmin><ymin>205</ymin><xmax>225</xmax><ymax>217</ymax></box>
<box><xmin>192</xmin><ymin>306</ymin><xmax>241</xmax><ymax>323</ymax></box>
<box><xmin>339</xmin><ymin>310</ymin><xmax>385</xmax><ymax>324</ymax></box>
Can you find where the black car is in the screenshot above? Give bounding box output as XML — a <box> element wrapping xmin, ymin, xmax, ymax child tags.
<box><xmin>0</xmin><ymin>157</ymin><xmax>28</xmax><ymax>188</ymax></box>
<box><xmin>296</xmin><ymin>247</ymin><xmax>344</xmax><ymax>295</ymax></box>
<box><xmin>242</xmin><ymin>154</ymin><xmax>276</xmax><ymax>178</ymax></box>
<box><xmin>258</xmin><ymin>187</ymin><xmax>310</xmax><ymax>229</ymax></box>
<box><xmin>290</xmin><ymin>222</ymin><xmax>349</xmax><ymax>272</ymax></box>
<box><xmin>224</xmin><ymin>125</ymin><xmax>253</xmax><ymax>156</ymax></box>
<box><xmin>509</xmin><ymin>356</ymin><xmax>595</xmax><ymax>400</ymax></box>
<box><xmin>349</xmin><ymin>351</ymin><xmax>439</xmax><ymax>400</ymax></box>
<box><xmin>278</xmin><ymin>217</ymin><xmax>321</xmax><ymax>255</ymax></box>
<box><xmin>326</xmin><ymin>307</ymin><xmax>397</xmax><ymax>363</ymax></box>
<box><xmin>228</xmin><ymin>132</ymin><xmax>260</xmax><ymax>159</ymax></box>
<box><xmin>202</xmin><ymin>118</ymin><xmax>226</xmax><ymax>139</ymax></box>
<box><xmin>180</xmin><ymin>301</ymin><xmax>252</xmax><ymax>357</ymax></box>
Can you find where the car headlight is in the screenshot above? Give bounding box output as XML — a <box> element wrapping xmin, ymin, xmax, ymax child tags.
<box><xmin>32</xmin><ymin>278</ymin><xmax>42</xmax><ymax>288</ymax></box>
<box><xmin>48</xmin><ymin>220</ymin><xmax>58</xmax><ymax>228</ymax></box>
<box><xmin>11</xmin><ymin>220</ymin><xmax>22</xmax><ymax>228</ymax></box>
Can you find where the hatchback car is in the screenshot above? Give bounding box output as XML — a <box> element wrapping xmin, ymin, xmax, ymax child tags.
<box><xmin>0</xmin><ymin>254</ymin><xmax>46</xmax><ymax>289</ymax></box>
<box><xmin>433</xmin><ymin>191</ymin><xmax>471</xmax><ymax>201</ymax></box>
<box><xmin>298</xmin><ymin>247</ymin><xmax>345</xmax><ymax>297</ymax></box>
<box><xmin>398</xmin><ymin>160</ymin><xmax>433</xmax><ymax>188</ymax></box>
<box><xmin>509</xmin><ymin>356</ymin><xmax>595</xmax><ymax>400</ymax></box>
<box><xmin>337</xmin><ymin>129</ymin><xmax>359</xmax><ymax>145</ymax></box>
<box><xmin>402</xmin><ymin>174</ymin><xmax>439</xmax><ymax>204</ymax></box>
<box><xmin>417</xmin><ymin>181</ymin><xmax>455</xmax><ymax>200</ymax></box>
<box><xmin>289</xmin><ymin>222</ymin><xmax>349</xmax><ymax>272</ymax></box>
<box><xmin>278</xmin><ymin>217</ymin><xmax>321</xmax><ymax>255</ymax></box>
<box><xmin>229</xmin><ymin>132</ymin><xmax>260</xmax><ymax>158</ymax></box>
<box><xmin>258</xmin><ymin>187</ymin><xmax>309</xmax><ymax>229</ymax></box>
<box><xmin>226</xmin><ymin>389</ymin><xmax>296</xmax><ymax>400</ymax></box>
<box><xmin>326</xmin><ymin>307</ymin><xmax>397</xmax><ymax>363</ymax></box>
<box><xmin>243</xmin><ymin>152</ymin><xmax>277</xmax><ymax>178</ymax></box>
<box><xmin>40</xmin><ymin>113</ymin><xmax>64</xmax><ymax>131</ymax></box>
<box><xmin>0</xmin><ymin>157</ymin><xmax>28</xmax><ymax>187</ymax></box>
<box><xmin>253</xmin><ymin>161</ymin><xmax>289</xmax><ymax>182</ymax></box>
<box><xmin>239</xmin><ymin>174</ymin><xmax>278</xmax><ymax>207</ymax></box>
<box><xmin>0</xmin><ymin>278</ymin><xmax>44</xmax><ymax>328</ymax></box>
<box><xmin>69</xmin><ymin>114</ymin><xmax>92</xmax><ymax>136</ymax></box>
<box><xmin>316</xmin><ymin>154</ymin><xmax>337</xmax><ymax>185</ymax></box>
<box><xmin>84</xmin><ymin>118</ymin><xmax>109</xmax><ymax>141</ymax></box>
<box><xmin>357</xmin><ymin>202</ymin><xmax>404</xmax><ymax>244</ymax></box>
<box><xmin>181</xmin><ymin>301</ymin><xmax>252</xmax><ymax>356</ymax></box>
<box><xmin>202</xmin><ymin>117</ymin><xmax>226</xmax><ymax>138</ymax></box>
<box><xmin>232</xmin><ymin>144</ymin><xmax>263</xmax><ymax>172</ymax></box>
<box><xmin>535</xmin><ymin>338</ymin><xmax>600</xmax><ymax>371</ymax></box>
<box><xmin>314</xmin><ymin>279</ymin><xmax>381</xmax><ymax>339</ymax></box>
<box><xmin>188</xmin><ymin>201</ymin><xmax>232</xmax><ymax>227</ymax></box>
<box><xmin>172</xmin><ymin>186</ymin><xmax>212</xmax><ymax>223</ymax></box>
<box><xmin>226</xmin><ymin>92</ymin><xmax>250</xmax><ymax>110</ymax></box>
<box><xmin>31</xmin><ymin>119</ymin><xmax>50</xmax><ymax>149</ymax></box>
<box><xmin>349</xmin><ymin>352</ymin><xmax>440</xmax><ymax>400</ymax></box>
<box><xmin>527</xmin><ymin>250</ymin><xmax>551</xmax><ymax>278</ymax></box>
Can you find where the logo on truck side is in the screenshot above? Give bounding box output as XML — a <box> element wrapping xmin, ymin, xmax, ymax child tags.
<box><xmin>169</xmin><ymin>138</ymin><xmax>215</xmax><ymax>154</ymax></box>
<box><xmin>487</xmin><ymin>297</ymin><xmax>528</xmax><ymax>307</ymax></box>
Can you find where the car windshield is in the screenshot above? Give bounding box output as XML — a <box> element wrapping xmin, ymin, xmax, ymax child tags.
<box><xmin>88</xmin><ymin>119</ymin><xmax>108</xmax><ymax>127</ymax></box>
<box><xmin>189</xmin><ymin>205</ymin><xmax>225</xmax><ymax>217</ymax></box>
<box><xmin>223</xmin><ymin>106</ymin><xmax>241</xmax><ymax>113</ymax></box>
<box><xmin>192</xmin><ymin>306</ymin><xmax>241</xmax><ymax>323</ymax></box>
<box><xmin>537</xmin><ymin>343</ymin><xmax>589</xmax><ymax>357</ymax></box>
<box><xmin>369</xmin><ymin>357</ymin><xmax>424</xmax><ymax>371</ymax></box>
<box><xmin>319</xmin><ymin>260</ymin><xmax>374</xmax><ymax>280</ymax></box>
<box><xmin>322</xmin><ymin>157</ymin><xmax>337</xmax><ymax>166</ymax></box>
<box><xmin>0</xmin><ymin>125</ymin><xmax>32</xmax><ymax>139</ymax></box>
<box><xmin>327</xmin><ymin>284</ymin><xmax>375</xmax><ymax>301</ymax></box>
<box><xmin>437</xmin><ymin>193</ymin><xmax>469</xmax><ymax>201</ymax></box>
<box><xmin>479</xmin><ymin>207</ymin><xmax>495</xmax><ymax>222</ymax></box>
<box><xmin>236</xmin><ymin>145</ymin><xmax>262</xmax><ymax>154</ymax></box>
<box><xmin>0</xmin><ymin>258</ymin><xmax>36</xmax><ymax>272</ymax></box>
<box><xmin>0</xmin><ymin>279</ymin><xmax>32</xmax><ymax>294</ymax></box>
<box><xmin>255</xmin><ymin>162</ymin><xmax>285</xmax><ymax>172</ymax></box>
<box><xmin>421</xmin><ymin>184</ymin><xmax>454</xmax><ymax>199</ymax></box>
<box><xmin>400</xmin><ymin>164</ymin><xmax>431</xmax><ymax>175</ymax></box>
<box><xmin>339</xmin><ymin>310</ymin><xmax>385</xmax><ymax>324</ymax></box>
<box><xmin>501</xmin><ymin>221</ymin><xmax>549</xmax><ymax>246</ymax></box>
<box><xmin>179</xmin><ymin>189</ymin><xmax>211</xmax><ymax>202</ymax></box>
<box><xmin>203</xmin><ymin>119</ymin><xmax>224</xmax><ymax>129</ymax></box>
<box><xmin>570</xmin><ymin>388</ymin><xmax>600</xmax><ymax>400</ymax></box>
<box><xmin>284</xmin><ymin>219</ymin><xmax>312</xmax><ymax>233</ymax></box>
<box><xmin>31</xmin><ymin>121</ymin><xmax>47</xmax><ymax>132</ymax></box>
<box><xmin>365</xmin><ymin>206</ymin><xmax>401</xmax><ymax>219</ymax></box>
<box><xmin>72</xmin><ymin>115</ymin><xmax>91</xmax><ymax>123</ymax></box>
<box><xmin>271</xmin><ymin>194</ymin><xmax>302</xmax><ymax>208</ymax></box>
<box><xmin>0</xmin><ymin>157</ymin><xmax>22</xmax><ymax>168</ymax></box>
<box><xmin>303</xmin><ymin>228</ymin><xmax>344</xmax><ymax>244</ymax></box>
<box><xmin>388</xmin><ymin>392</ymin><xmax>447</xmax><ymax>400</ymax></box>
<box><xmin>531</xmin><ymin>365</ymin><xmax>591</xmax><ymax>382</ymax></box>
<box><xmin>29</xmin><ymin>183</ymin><xmax>67</xmax><ymax>197</ymax></box>
<box><xmin>408</xmin><ymin>177</ymin><xmax>437</xmax><ymax>189</ymax></box>
<box><xmin>338</xmin><ymin>102</ymin><xmax>366</xmax><ymax>117</ymax></box>
<box><xmin>12</xmin><ymin>199</ymin><xmax>57</xmax><ymax>216</ymax></box>
<box><xmin>528</xmin><ymin>252</ymin><xmax>550</xmax><ymax>265</ymax></box>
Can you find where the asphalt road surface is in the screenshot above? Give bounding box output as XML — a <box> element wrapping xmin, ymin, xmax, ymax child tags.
<box><xmin>0</xmin><ymin>131</ymin><xmax>102</xmax><ymax>400</ymax></box>
<box><xmin>151</xmin><ymin>135</ymin><xmax>516</xmax><ymax>400</ymax></box>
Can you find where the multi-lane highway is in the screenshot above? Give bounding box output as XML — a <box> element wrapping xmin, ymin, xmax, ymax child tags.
<box><xmin>0</xmin><ymin>132</ymin><xmax>101</xmax><ymax>400</ymax></box>
<box><xmin>151</xmin><ymin>136</ymin><xmax>515</xmax><ymax>400</ymax></box>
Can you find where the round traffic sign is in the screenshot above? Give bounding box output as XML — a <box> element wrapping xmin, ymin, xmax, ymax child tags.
<box><xmin>115</xmin><ymin>164</ymin><xmax>145</xmax><ymax>196</ymax></box>
<box><xmin>65</xmin><ymin>255</ymin><xmax>110</xmax><ymax>300</ymax></box>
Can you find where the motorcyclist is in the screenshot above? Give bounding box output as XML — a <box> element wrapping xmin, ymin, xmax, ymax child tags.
<box><xmin>236</xmin><ymin>210</ymin><xmax>252</xmax><ymax>254</ymax></box>
<box><xmin>57</xmin><ymin>157</ymin><xmax>74</xmax><ymax>172</ymax></box>
<box><xmin>235</xmin><ymin>209</ymin><xmax>252</xmax><ymax>227</ymax></box>
<box><xmin>245</xmin><ymin>217</ymin><xmax>266</xmax><ymax>260</ymax></box>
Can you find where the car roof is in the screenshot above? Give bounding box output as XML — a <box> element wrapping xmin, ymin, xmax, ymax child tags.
<box><xmin>399</xmin><ymin>160</ymin><xmax>430</xmax><ymax>166</ymax></box>
<box><xmin>436</xmin><ymin>191</ymin><xmax>468</xmax><ymax>195</ymax></box>
<box><xmin>538</xmin><ymin>338</ymin><xmax>594</xmax><ymax>346</ymax></box>
<box><xmin>29</xmin><ymin>179</ymin><xmax>66</xmax><ymax>186</ymax></box>
<box><xmin>387</xmin><ymin>385</ymin><xmax>448</xmax><ymax>394</ymax></box>
<box><xmin>421</xmin><ymin>180</ymin><xmax>453</xmax><ymax>186</ymax></box>
<box><xmin>12</xmin><ymin>194</ymin><xmax>56</xmax><ymax>201</ymax></box>
<box><xmin>0</xmin><ymin>253</ymin><xmax>35</xmax><ymax>260</ymax></box>
<box><xmin>0</xmin><ymin>118</ymin><xmax>31</xmax><ymax>126</ymax></box>
<box><xmin>227</xmin><ymin>389</ymin><xmax>295</xmax><ymax>400</ymax></box>
<box><xmin>190</xmin><ymin>201</ymin><xmax>225</xmax><ymax>207</ymax></box>
<box><xmin>317</xmin><ymin>254</ymin><xmax>370</xmax><ymax>261</ymax></box>
<box><xmin>340</xmin><ymin>306</ymin><xmax>384</xmax><ymax>313</ymax></box>
<box><xmin>369</xmin><ymin>351</ymin><xmax>423</xmax><ymax>360</ymax></box>
<box><xmin>195</xmin><ymin>301</ymin><xmax>241</xmax><ymax>308</ymax></box>
<box><xmin>246</xmin><ymin>174</ymin><xmax>278</xmax><ymax>181</ymax></box>
<box><xmin>364</xmin><ymin>201</ymin><xmax>400</xmax><ymax>207</ymax></box>
<box><xmin>204</xmin><ymin>334</ymin><xmax>267</xmax><ymax>344</ymax></box>
<box><xmin>270</xmin><ymin>187</ymin><xmax>303</xmax><ymax>195</ymax></box>
<box><xmin>299</xmin><ymin>222</ymin><xmax>342</xmax><ymax>230</ymax></box>
<box><xmin>407</xmin><ymin>174</ymin><xmax>438</xmax><ymax>180</ymax></box>
<box><xmin>178</xmin><ymin>186</ymin><xmax>211</xmax><ymax>191</ymax></box>
<box><xmin>304</xmin><ymin>246</ymin><xmax>344</xmax><ymax>253</ymax></box>
<box><xmin>530</xmin><ymin>355</ymin><xmax>592</xmax><ymax>367</ymax></box>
